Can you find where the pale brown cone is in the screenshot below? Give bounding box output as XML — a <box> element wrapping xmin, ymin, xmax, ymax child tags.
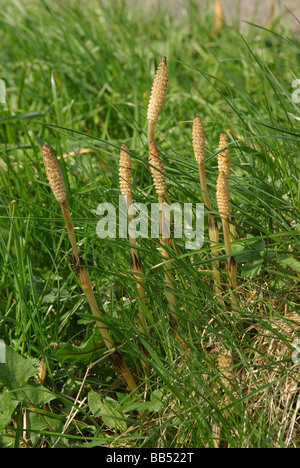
<box><xmin>148</xmin><ymin>141</ymin><xmax>168</xmax><ymax>197</ymax></box>
<box><xmin>192</xmin><ymin>116</ymin><xmax>206</xmax><ymax>164</ymax></box>
<box><xmin>119</xmin><ymin>143</ymin><xmax>132</xmax><ymax>197</ymax></box>
<box><xmin>147</xmin><ymin>57</ymin><xmax>168</xmax><ymax>124</ymax></box>
<box><xmin>216</xmin><ymin>170</ymin><xmax>231</xmax><ymax>218</ymax></box>
<box><xmin>43</xmin><ymin>144</ymin><xmax>67</xmax><ymax>204</ymax></box>
<box><xmin>218</xmin><ymin>132</ymin><xmax>230</xmax><ymax>176</ymax></box>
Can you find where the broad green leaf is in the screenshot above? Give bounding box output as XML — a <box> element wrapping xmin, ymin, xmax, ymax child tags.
<box><xmin>138</xmin><ymin>389</ymin><xmax>164</xmax><ymax>412</ymax></box>
<box><xmin>149</xmin><ymin>389</ymin><xmax>164</xmax><ymax>412</ymax></box>
<box><xmin>42</xmin><ymin>288</ymin><xmax>69</xmax><ymax>304</ymax></box>
<box><xmin>88</xmin><ymin>390</ymin><xmax>127</xmax><ymax>431</ymax></box>
<box><xmin>0</xmin><ymin>390</ymin><xmax>19</xmax><ymax>431</ymax></box>
<box><xmin>134</xmin><ymin>390</ymin><xmax>164</xmax><ymax>412</ymax></box>
<box><xmin>13</xmin><ymin>383</ymin><xmax>55</xmax><ymax>407</ymax></box>
<box><xmin>27</xmin><ymin>276</ymin><xmax>69</xmax><ymax>305</ymax></box>
<box><xmin>116</xmin><ymin>389</ymin><xmax>164</xmax><ymax>413</ymax></box>
<box><xmin>0</xmin><ymin>345</ymin><xmax>37</xmax><ymax>389</ymax></box>
<box><xmin>56</xmin><ymin>333</ymin><xmax>104</xmax><ymax>364</ymax></box>
<box><xmin>27</xmin><ymin>411</ymin><xmax>65</xmax><ymax>447</ymax></box>
<box><xmin>0</xmin><ymin>346</ymin><xmax>55</xmax><ymax>434</ymax></box>
<box><xmin>232</xmin><ymin>239</ymin><xmax>265</xmax><ymax>263</ymax></box>
<box><xmin>241</xmin><ymin>259</ymin><xmax>264</xmax><ymax>279</ymax></box>
<box><xmin>250</xmin><ymin>239</ymin><xmax>266</xmax><ymax>253</ymax></box>
<box><xmin>278</xmin><ymin>255</ymin><xmax>300</xmax><ymax>273</ymax></box>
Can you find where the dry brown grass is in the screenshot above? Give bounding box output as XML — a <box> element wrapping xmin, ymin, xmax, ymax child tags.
<box><xmin>241</xmin><ymin>312</ymin><xmax>300</xmax><ymax>447</ymax></box>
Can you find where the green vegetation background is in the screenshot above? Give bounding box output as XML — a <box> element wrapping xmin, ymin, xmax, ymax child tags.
<box><xmin>0</xmin><ymin>0</ymin><xmax>299</xmax><ymax>448</ymax></box>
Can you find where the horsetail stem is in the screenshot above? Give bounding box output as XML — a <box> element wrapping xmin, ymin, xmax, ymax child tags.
<box><xmin>217</xmin><ymin>132</ymin><xmax>237</xmax><ymax>240</ymax></box>
<box><xmin>192</xmin><ymin>117</ymin><xmax>222</xmax><ymax>301</ymax></box>
<box><xmin>119</xmin><ymin>144</ymin><xmax>148</xmax><ymax>334</ymax></box>
<box><xmin>148</xmin><ymin>141</ymin><xmax>179</xmax><ymax>325</ymax></box>
<box><xmin>216</xmin><ymin>170</ymin><xmax>238</xmax><ymax>305</ymax></box>
<box><xmin>147</xmin><ymin>56</ymin><xmax>168</xmax><ymax>143</ymax></box>
<box><xmin>43</xmin><ymin>143</ymin><xmax>137</xmax><ymax>392</ymax></box>
<box><xmin>215</xmin><ymin>169</ymin><xmax>237</xmax><ymax>430</ymax></box>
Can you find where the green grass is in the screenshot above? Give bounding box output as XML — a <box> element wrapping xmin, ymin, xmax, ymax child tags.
<box><xmin>0</xmin><ymin>0</ymin><xmax>299</xmax><ymax>448</ymax></box>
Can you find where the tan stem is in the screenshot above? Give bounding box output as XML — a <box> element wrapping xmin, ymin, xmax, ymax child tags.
<box><xmin>198</xmin><ymin>164</ymin><xmax>223</xmax><ymax>302</ymax></box>
<box><xmin>158</xmin><ymin>196</ymin><xmax>178</xmax><ymax>323</ymax></box>
<box><xmin>126</xmin><ymin>195</ymin><xmax>148</xmax><ymax>333</ymax></box>
<box><xmin>221</xmin><ymin>217</ymin><xmax>238</xmax><ymax>309</ymax></box>
<box><xmin>198</xmin><ymin>162</ymin><xmax>212</xmax><ymax>211</ymax></box>
<box><xmin>61</xmin><ymin>202</ymin><xmax>80</xmax><ymax>260</ymax></box>
<box><xmin>229</xmin><ymin>217</ymin><xmax>237</xmax><ymax>241</ymax></box>
<box><xmin>109</xmin><ymin>351</ymin><xmax>138</xmax><ymax>393</ymax></box>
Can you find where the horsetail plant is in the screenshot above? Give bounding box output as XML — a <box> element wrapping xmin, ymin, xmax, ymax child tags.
<box><xmin>148</xmin><ymin>140</ymin><xmax>178</xmax><ymax>325</ymax></box>
<box><xmin>192</xmin><ymin>117</ymin><xmax>222</xmax><ymax>302</ymax></box>
<box><xmin>119</xmin><ymin>143</ymin><xmax>148</xmax><ymax>334</ymax></box>
<box><xmin>217</xmin><ymin>132</ymin><xmax>237</xmax><ymax>241</ymax></box>
<box><xmin>147</xmin><ymin>56</ymin><xmax>175</xmax><ymax>320</ymax></box>
<box><xmin>214</xmin><ymin>151</ymin><xmax>238</xmax><ymax>443</ymax></box>
<box><xmin>43</xmin><ymin>143</ymin><xmax>138</xmax><ymax>393</ymax></box>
